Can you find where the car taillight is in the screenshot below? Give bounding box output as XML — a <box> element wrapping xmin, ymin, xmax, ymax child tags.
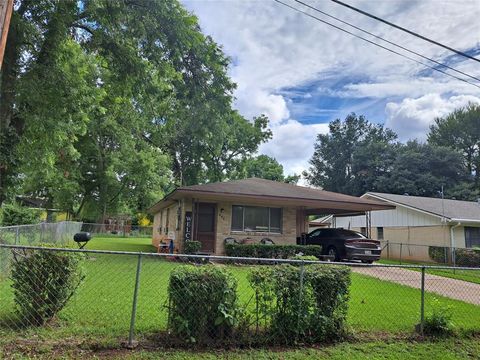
<box><xmin>345</xmin><ymin>239</ymin><xmax>380</xmax><ymax>246</ymax></box>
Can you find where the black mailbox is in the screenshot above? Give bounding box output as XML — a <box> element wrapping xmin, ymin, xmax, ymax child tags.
<box><xmin>73</xmin><ymin>232</ymin><xmax>91</xmax><ymax>249</ymax></box>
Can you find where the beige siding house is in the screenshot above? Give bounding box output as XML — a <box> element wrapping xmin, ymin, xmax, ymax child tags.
<box><xmin>325</xmin><ymin>192</ymin><xmax>480</xmax><ymax>262</ymax></box>
<box><xmin>148</xmin><ymin>178</ymin><xmax>393</xmax><ymax>255</ymax></box>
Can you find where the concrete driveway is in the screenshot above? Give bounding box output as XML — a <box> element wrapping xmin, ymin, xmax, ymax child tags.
<box><xmin>352</xmin><ymin>266</ymin><xmax>480</xmax><ymax>306</ymax></box>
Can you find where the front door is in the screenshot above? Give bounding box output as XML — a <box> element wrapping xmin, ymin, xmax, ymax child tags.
<box><xmin>194</xmin><ymin>203</ymin><xmax>216</xmax><ymax>253</ymax></box>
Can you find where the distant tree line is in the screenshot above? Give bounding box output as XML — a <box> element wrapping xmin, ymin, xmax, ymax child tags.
<box><xmin>305</xmin><ymin>104</ymin><xmax>480</xmax><ymax>200</ymax></box>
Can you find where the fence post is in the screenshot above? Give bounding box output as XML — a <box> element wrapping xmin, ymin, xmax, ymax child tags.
<box><xmin>15</xmin><ymin>227</ymin><xmax>19</xmax><ymax>245</ymax></box>
<box><xmin>419</xmin><ymin>266</ymin><xmax>425</xmax><ymax>336</ymax></box>
<box><xmin>296</xmin><ymin>261</ymin><xmax>305</xmax><ymax>342</ymax></box>
<box><xmin>127</xmin><ymin>254</ymin><xmax>143</xmax><ymax>348</ymax></box>
<box><xmin>399</xmin><ymin>243</ymin><xmax>403</xmax><ymax>265</ymax></box>
<box><xmin>386</xmin><ymin>241</ymin><xmax>390</xmax><ymax>260</ymax></box>
<box><xmin>452</xmin><ymin>247</ymin><xmax>456</xmax><ymax>274</ymax></box>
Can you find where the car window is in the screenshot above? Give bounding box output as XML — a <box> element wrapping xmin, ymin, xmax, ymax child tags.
<box><xmin>308</xmin><ymin>229</ymin><xmax>321</xmax><ymax>237</ymax></box>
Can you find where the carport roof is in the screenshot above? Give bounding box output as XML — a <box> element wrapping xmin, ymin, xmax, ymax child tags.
<box><xmin>148</xmin><ymin>178</ymin><xmax>394</xmax><ymax>214</ymax></box>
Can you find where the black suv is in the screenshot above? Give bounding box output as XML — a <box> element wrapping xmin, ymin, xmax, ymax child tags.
<box><xmin>301</xmin><ymin>228</ymin><xmax>381</xmax><ymax>263</ymax></box>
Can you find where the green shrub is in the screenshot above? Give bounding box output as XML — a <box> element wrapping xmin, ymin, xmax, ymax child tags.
<box><xmin>1</xmin><ymin>203</ymin><xmax>40</xmax><ymax>226</ymax></box>
<box><xmin>225</xmin><ymin>244</ymin><xmax>323</xmax><ymax>259</ymax></box>
<box><xmin>168</xmin><ymin>265</ymin><xmax>241</xmax><ymax>344</ymax></box>
<box><xmin>249</xmin><ymin>264</ymin><xmax>350</xmax><ymax>344</ymax></box>
<box><xmin>10</xmin><ymin>249</ymin><xmax>85</xmax><ymax>326</ymax></box>
<box><xmin>424</xmin><ymin>298</ymin><xmax>455</xmax><ymax>336</ymax></box>
<box><xmin>429</xmin><ymin>246</ymin><xmax>449</xmax><ymax>264</ymax></box>
<box><xmin>184</xmin><ymin>241</ymin><xmax>201</xmax><ymax>254</ymax></box>
<box><xmin>290</xmin><ymin>255</ymin><xmax>318</xmax><ymax>262</ymax></box>
<box><xmin>455</xmin><ymin>248</ymin><xmax>480</xmax><ymax>267</ymax></box>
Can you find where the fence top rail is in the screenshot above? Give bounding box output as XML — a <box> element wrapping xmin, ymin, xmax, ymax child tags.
<box><xmin>0</xmin><ymin>243</ymin><xmax>478</xmax><ymax>271</ymax></box>
<box><xmin>0</xmin><ymin>221</ymin><xmax>82</xmax><ymax>230</ymax></box>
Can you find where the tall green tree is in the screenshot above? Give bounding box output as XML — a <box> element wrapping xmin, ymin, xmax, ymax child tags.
<box><xmin>0</xmin><ymin>0</ymin><xmax>269</xmax><ymax>220</ymax></box>
<box><xmin>305</xmin><ymin>113</ymin><xmax>397</xmax><ymax>195</ymax></box>
<box><xmin>375</xmin><ymin>141</ymin><xmax>469</xmax><ymax>197</ymax></box>
<box><xmin>428</xmin><ymin>103</ymin><xmax>480</xmax><ymax>181</ymax></box>
<box><xmin>232</xmin><ymin>154</ymin><xmax>300</xmax><ymax>184</ymax></box>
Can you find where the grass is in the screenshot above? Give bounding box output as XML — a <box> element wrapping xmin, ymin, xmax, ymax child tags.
<box><xmin>0</xmin><ymin>237</ymin><xmax>479</xmax><ymax>348</ymax></box>
<box><xmin>2</xmin><ymin>336</ymin><xmax>480</xmax><ymax>359</ymax></box>
<box><xmin>379</xmin><ymin>259</ymin><xmax>480</xmax><ymax>285</ymax></box>
<box><xmin>105</xmin><ymin>337</ymin><xmax>480</xmax><ymax>359</ymax></box>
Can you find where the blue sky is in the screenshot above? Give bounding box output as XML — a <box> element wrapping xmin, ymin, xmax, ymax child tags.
<box><xmin>182</xmin><ymin>0</ymin><xmax>480</xmax><ymax>175</ymax></box>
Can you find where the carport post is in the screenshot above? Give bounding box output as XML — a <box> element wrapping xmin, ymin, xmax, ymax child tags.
<box><xmin>127</xmin><ymin>254</ymin><xmax>143</xmax><ymax>348</ymax></box>
<box><xmin>419</xmin><ymin>266</ymin><xmax>425</xmax><ymax>336</ymax></box>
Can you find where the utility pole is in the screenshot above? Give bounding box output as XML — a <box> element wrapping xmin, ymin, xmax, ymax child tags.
<box><xmin>0</xmin><ymin>0</ymin><xmax>14</xmax><ymax>69</ymax></box>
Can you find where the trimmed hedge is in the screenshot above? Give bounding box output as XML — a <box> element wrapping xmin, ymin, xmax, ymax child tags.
<box><xmin>184</xmin><ymin>241</ymin><xmax>201</xmax><ymax>254</ymax></box>
<box><xmin>167</xmin><ymin>265</ymin><xmax>241</xmax><ymax>344</ymax></box>
<box><xmin>429</xmin><ymin>246</ymin><xmax>480</xmax><ymax>267</ymax></box>
<box><xmin>429</xmin><ymin>246</ymin><xmax>449</xmax><ymax>264</ymax></box>
<box><xmin>455</xmin><ymin>248</ymin><xmax>480</xmax><ymax>267</ymax></box>
<box><xmin>249</xmin><ymin>264</ymin><xmax>351</xmax><ymax>344</ymax></box>
<box><xmin>225</xmin><ymin>243</ymin><xmax>323</xmax><ymax>259</ymax></box>
<box><xmin>11</xmin><ymin>250</ymin><xmax>85</xmax><ymax>326</ymax></box>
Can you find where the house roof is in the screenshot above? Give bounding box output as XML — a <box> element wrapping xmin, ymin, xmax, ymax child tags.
<box><xmin>148</xmin><ymin>178</ymin><xmax>394</xmax><ymax>214</ymax></box>
<box><xmin>364</xmin><ymin>192</ymin><xmax>480</xmax><ymax>222</ymax></box>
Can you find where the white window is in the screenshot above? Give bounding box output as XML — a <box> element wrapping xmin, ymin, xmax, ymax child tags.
<box><xmin>231</xmin><ymin>205</ymin><xmax>282</xmax><ymax>233</ymax></box>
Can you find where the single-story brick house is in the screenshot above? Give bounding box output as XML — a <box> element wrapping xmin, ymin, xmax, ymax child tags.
<box><xmin>148</xmin><ymin>178</ymin><xmax>393</xmax><ymax>255</ymax></box>
<box><xmin>315</xmin><ymin>192</ymin><xmax>480</xmax><ymax>262</ymax></box>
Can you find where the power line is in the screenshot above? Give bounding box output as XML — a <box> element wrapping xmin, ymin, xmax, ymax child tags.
<box><xmin>293</xmin><ymin>0</ymin><xmax>480</xmax><ymax>83</ymax></box>
<box><xmin>274</xmin><ymin>0</ymin><xmax>480</xmax><ymax>89</ymax></box>
<box><xmin>330</xmin><ymin>0</ymin><xmax>480</xmax><ymax>64</ymax></box>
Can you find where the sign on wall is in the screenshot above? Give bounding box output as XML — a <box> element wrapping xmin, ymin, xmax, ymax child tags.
<box><xmin>184</xmin><ymin>211</ymin><xmax>192</xmax><ymax>241</ymax></box>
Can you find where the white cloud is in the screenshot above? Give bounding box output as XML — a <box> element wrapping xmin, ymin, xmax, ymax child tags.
<box><xmin>385</xmin><ymin>94</ymin><xmax>480</xmax><ymax>141</ymax></box>
<box><xmin>259</xmin><ymin>120</ymin><xmax>329</xmax><ymax>175</ymax></box>
<box><xmin>236</xmin><ymin>90</ymin><xmax>290</xmax><ymax>124</ymax></box>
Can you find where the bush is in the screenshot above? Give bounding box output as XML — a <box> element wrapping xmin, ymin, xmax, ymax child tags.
<box><xmin>1</xmin><ymin>203</ymin><xmax>40</xmax><ymax>226</ymax></box>
<box><xmin>225</xmin><ymin>244</ymin><xmax>323</xmax><ymax>259</ymax></box>
<box><xmin>10</xmin><ymin>249</ymin><xmax>85</xmax><ymax>326</ymax></box>
<box><xmin>249</xmin><ymin>264</ymin><xmax>351</xmax><ymax>344</ymax></box>
<box><xmin>184</xmin><ymin>241</ymin><xmax>201</xmax><ymax>254</ymax></box>
<box><xmin>424</xmin><ymin>298</ymin><xmax>455</xmax><ymax>336</ymax></box>
<box><xmin>290</xmin><ymin>255</ymin><xmax>318</xmax><ymax>262</ymax></box>
<box><xmin>168</xmin><ymin>265</ymin><xmax>241</xmax><ymax>344</ymax></box>
<box><xmin>429</xmin><ymin>246</ymin><xmax>449</xmax><ymax>264</ymax></box>
<box><xmin>455</xmin><ymin>248</ymin><xmax>480</xmax><ymax>267</ymax></box>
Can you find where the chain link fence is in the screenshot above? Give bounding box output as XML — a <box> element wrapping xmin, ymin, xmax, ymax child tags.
<box><xmin>80</xmin><ymin>223</ymin><xmax>153</xmax><ymax>238</ymax></box>
<box><xmin>0</xmin><ymin>222</ymin><xmax>82</xmax><ymax>246</ymax></box>
<box><xmin>381</xmin><ymin>240</ymin><xmax>480</xmax><ymax>265</ymax></box>
<box><xmin>0</xmin><ymin>243</ymin><xmax>479</xmax><ymax>349</ymax></box>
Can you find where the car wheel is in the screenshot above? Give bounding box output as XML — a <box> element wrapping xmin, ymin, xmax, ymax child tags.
<box><xmin>327</xmin><ymin>246</ymin><xmax>339</xmax><ymax>261</ymax></box>
<box><xmin>362</xmin><ymin>260</ymin><xmax>374</xmax><ymax>264</ymax></box>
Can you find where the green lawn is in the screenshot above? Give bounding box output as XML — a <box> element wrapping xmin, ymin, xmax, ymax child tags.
<box><xmin>379</xmin><ymin>259</ymin><xmax>480</xmax><ymax>285</ymax></box>
<box><xmin>0</xmin><ymin>237</ymin><xmax>479</xmax><ymax>348</ymax></box>
<box><xmin>112</xmin><ymin>337</ymin><xmax>480</xmax><ymax>359</ymax></box>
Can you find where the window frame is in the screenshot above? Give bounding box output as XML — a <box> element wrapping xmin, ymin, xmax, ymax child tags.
<box><xmin>231</xmin><ymin>205</ymin><xmax>282</xmax><ymax>234</ymax></box>
<box><xmin>377</xmin><ymin>227</ymin><xmax>384</xmax><ymax>240</ymax></box>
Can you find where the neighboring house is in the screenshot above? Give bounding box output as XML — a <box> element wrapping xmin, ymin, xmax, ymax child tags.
<box><xmin>15</xmin><ymin>196</ymin><xmax>68</xmax><ymax>222</ymax></box>
<box><xmin>148</xmin><ymin>178</ymin><xmax>393</xmax><ymax>255</ymax></box>
<box><xmin>323</xmin><ymin>192</ymin><xmax>480</xmax><ymax>261</ymax></box>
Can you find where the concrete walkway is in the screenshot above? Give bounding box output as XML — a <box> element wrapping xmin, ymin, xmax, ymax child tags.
<box><xmin>352</xmin><ymin>267</ymin><xmax>480</xmax><ymax>306</ymax></box>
